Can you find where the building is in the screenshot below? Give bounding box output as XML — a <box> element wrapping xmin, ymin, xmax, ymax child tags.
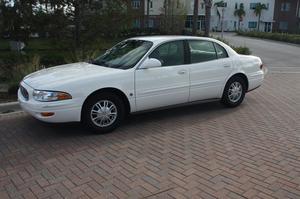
<box><xmin>210</xmin><ymin>0</ymin><xmax>275</xmax><ymax>32</ymax></box>
<box><xmin>131</xmin><ymin>0</ymin><xmax>146</xmax><ymax>28</ymax></box>
<box><xmin>141</xmin><ymin>0</ymin><xmax>275</xmax><ymax>32</ymax></box>
<box><xmin>273</xmin><ymin>0</ymin><xmax>300</xmax><ymax>32</ymax></box>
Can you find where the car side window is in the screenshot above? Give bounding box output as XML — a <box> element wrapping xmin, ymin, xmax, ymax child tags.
<box><xmin>214</xmin><ymin>43</ymin><xmax>228</xmax><ymax>59</ymax></box>
<box><xmin>188</xmin><ymin>40</ymin><xmax>217</xmax><ymax>63</ymax></box>
<box><xmin>149</xmin><ymin>41</ymin><xmax>184</xmax><ymax>66</ymax></box>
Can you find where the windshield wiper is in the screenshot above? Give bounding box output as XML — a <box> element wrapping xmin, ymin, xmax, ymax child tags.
<box><xmin>91</xmin><ymin>60</ymin><xmax>108</xmax><ymax>67</ymax></box>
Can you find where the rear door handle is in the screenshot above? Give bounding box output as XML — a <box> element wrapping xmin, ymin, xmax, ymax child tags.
<box><xmin>178</xmin><ymin>70</ymin><xmax>187</xmax><ymax>75</ymax></box>
<box><xmin>224</xmin><ymin>65</ymin><xmax>231</xmax><ymax>68</ymax></box>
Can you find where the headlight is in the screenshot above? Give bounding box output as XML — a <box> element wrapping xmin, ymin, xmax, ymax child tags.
<box><xmin>33</xmin><ymin>90</ymin><xmax>72</xmax><ymax>102</ymax></box>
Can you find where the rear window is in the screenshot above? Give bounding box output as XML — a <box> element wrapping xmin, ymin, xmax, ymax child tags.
<box><xmin>214</xmin><ymin>43</ymin><xmax>228</xmax><ymax>59</ymax></box>
<box><xmin>188</xmin><ymin>40</ymin><xmax>217</xmax><ymax>63</ymax></box>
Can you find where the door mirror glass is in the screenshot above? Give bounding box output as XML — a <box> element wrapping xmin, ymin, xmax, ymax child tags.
<box><xmin>140</xmin><ymin>58</ymin><xmax>162</xmax><ymax>69</ymax></box>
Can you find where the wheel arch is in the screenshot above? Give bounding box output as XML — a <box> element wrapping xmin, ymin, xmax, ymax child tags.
<box><xmin>225</xmin><ymin>73</ymin><xmax>249</xmax><ymax>92</ymax></box>
<box><xmin>81</xmin><ymin>87</ymin><xmax>131</xmax><ymax>120</ymax></box>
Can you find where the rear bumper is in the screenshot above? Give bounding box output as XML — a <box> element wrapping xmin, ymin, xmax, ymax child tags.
<box><xmin>18</xmin><ymin>82</ymin><xmax>82</xmax><ymax>123</ymax></box>
<box><xmin>247</xmin><ymin>70</ymin><xmax>265</xmax><ymax>92</ymax></box>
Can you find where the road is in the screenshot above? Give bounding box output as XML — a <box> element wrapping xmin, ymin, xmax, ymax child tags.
<box><xmin>214</xmin><ymin>32</ymin><xmax>300</xmax><ymax>71</ymax></box>
<box><xmin>0</xmin><ymin>36</ymin><xmax>300</xmax><ymax>198</ymax></box>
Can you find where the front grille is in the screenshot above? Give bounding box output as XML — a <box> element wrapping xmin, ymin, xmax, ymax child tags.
<box><xmin>20</xmin><ymin>86</ymin><xmax>29</xmax><ymax>101</ymax></box>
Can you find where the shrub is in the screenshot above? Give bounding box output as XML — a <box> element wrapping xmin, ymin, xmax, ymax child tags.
<box><xmin>233</xmin><ymin>46</ymin><xmax>251</xmax><ymax>55</ymax></box>
<box><xmin>40</xmin><ymin>52</ymin><xmax>66</xmax><ymax>67</ymax></box>
<box><xmin>237</xmin><ymin>31</ymin><xmax>300</xmax><ymax>44</ymax></box>
<box><xmin>1</xmin><ymin>55</ymin><xmax>43</xmax><ymax>94</ymax></box>
<box><xmin>214</xmin><ymin>36</ymin><xmax>252</xmax><ymax>55</ymax></box>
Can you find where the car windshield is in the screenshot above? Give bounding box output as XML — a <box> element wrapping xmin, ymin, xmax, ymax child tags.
<box><xmin>91</xmin><ymin>40</ymin><xmax>153</xmax><ymax>69</ymax></box>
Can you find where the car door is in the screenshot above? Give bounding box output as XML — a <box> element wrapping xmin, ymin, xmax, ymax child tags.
<box><xmin>135</xmin><ymin>40</ymin><xmax>190</xmax><ymax>111</ymax></box>
<box><xmin>187</xmin><ymin>40</ymin><xmax>233</xmax><ymax>102</ymax></box>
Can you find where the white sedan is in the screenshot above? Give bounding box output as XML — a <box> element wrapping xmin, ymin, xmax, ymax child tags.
<box><xmin>18</xmin><ymin>36</ymin><xmax>266</xmax><ymax>133</ymax></box>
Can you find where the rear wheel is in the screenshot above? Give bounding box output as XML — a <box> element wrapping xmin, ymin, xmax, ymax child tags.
<box><xmin>221</xmin><ymin>76</ymin><xmax>246</xmax><ymax>107</ymax></box>
<box><xmin>82</xmin><ymin>93</ymin><xmax>125</xmax><ymax>133</ymax></box>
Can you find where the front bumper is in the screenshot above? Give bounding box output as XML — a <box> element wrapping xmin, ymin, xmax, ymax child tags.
<box><xmin>18</xmin><ymin>82</ymin><xmax>82</xmax><ymax>123</ymax></box>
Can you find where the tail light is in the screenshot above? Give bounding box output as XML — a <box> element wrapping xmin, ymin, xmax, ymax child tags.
<box><xmin>260</xmin><ymin>64</ymin><xmax>264</xmax><ymax>70</ymax></box>
<box><xmin>260</xmin><ymin>63</ymin><xmax>268</xmax><ymax>74</ymax></box>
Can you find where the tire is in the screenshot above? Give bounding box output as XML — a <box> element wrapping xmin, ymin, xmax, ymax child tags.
<box><xmin>82</xmin><ymin>92</ymin><xmax>125</xmax><ymax>133</ymax></box>
<box><xmin>221</xmin><ymin>76</ymin><xmax>246</xmax><ymax>108</ymax></box>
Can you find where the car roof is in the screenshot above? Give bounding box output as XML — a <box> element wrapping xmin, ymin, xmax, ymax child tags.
<box><xmin>130</xmin><ymin>35</ymin><xmax>218</xmax><ymax>43</ymax></box>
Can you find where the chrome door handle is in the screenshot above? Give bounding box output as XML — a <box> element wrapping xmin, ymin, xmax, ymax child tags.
<box><xmin>178</xmin><ymin>70</ymin><xmax>187</xmax><ymax>75</ymax></box>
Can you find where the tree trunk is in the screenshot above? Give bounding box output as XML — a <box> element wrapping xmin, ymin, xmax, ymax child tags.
<box><xmin>74</xmin><ymin>0</ymin><xmax>81</xmax><ymax>48</ymax></box>
<box><xmin>257</xmin><ymin>14</ymin><xmax>261</xmax><ymax>31</ymax></box>
<box><xmin>192</xmin><ymin>0</ymin><xmax>199</xmax><ymax>35</ymax></box>
<box><xmin>204</xmin><ymin>0</ymin><xmax>212</xmax><ymax>37</ymax></box>
<box><xmin>146</xmin><ymin>0</ymin><xmax>150</xmax><ymax>28</ymax></box>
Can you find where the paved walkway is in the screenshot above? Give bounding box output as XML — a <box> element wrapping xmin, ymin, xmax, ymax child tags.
<box><xmin>0</xmin><ymin>72</ymin><xmax>300</xmax><ymax>199</ymax></box>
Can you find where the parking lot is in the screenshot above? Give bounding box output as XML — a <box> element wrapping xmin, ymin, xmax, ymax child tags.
<box><xmin>0</xmin><ymin>71</ymin><xmax>300</xmax><ymax>199</ymax></box>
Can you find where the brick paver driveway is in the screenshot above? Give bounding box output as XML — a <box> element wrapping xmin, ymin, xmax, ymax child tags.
<box><xmin>1</xmin><ymin>72</ymin><xmax>300</xmax><ymax>199</ymax></box>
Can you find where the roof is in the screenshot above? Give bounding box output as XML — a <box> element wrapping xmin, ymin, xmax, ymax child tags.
<box><xmin>130</xmin><ymin>35</ymin><xmax>218</xmax><ymax>43</ymax></box>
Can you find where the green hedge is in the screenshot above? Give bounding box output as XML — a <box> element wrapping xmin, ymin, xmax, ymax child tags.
<box><xmin>237</xmin><ymin>31</ymin><xmax>300</xmax><ymax>44</ymax></box>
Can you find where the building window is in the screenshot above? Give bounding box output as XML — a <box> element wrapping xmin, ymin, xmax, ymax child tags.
<box><xmin>281</xmin><ymin>2</ymin><xmax>290</xmax><ymax>11</ymax></box>
<box><xmin>150</xmin><ymin>1</ymin><xmax>153</xmax><ymax>8</ymax></box>
<box><xmin>248</xmin><ymin>21</ymin><xmax>257</xmax><ymax>28</ymax></box>
<box><xmin>133</xmin><ymin>19</ymin><xmax>141</xmax><ymax>28</ymax></box>
<box><xmin>132</xmin><ymin>0</ymin><xmax>141</xmax><ymax>9</ymax></box>
<box><xmin>250</xmin><ymin>3</ymin><xmax>257</xmax><ymax>9</ymax></box>
<box><xmin>185</xmin><ymin>16</ymin><xmax>205</xmax><ymax>31</ymax></box>
<box><xmin>201</xmin><ymin>3</ymin><xmax>204</xmax><ymax>9</ymax></box>
<box><xmin>235</xmin><ymin>3</ymin><xmax>238</xmax><ymax>9</ymax></box>
<box><xmin>279</xmin><ymin>21</ymin><xmax>288</xmax><ymax>30</ymax></box>
<box><xmin>148</xmin><ymin>19</ymin><xmax>154</xmax><ymax>28</ymax></box>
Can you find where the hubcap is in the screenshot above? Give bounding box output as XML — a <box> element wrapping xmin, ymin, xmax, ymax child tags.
<box><xmin>90</xmin><ymin>100</ymin><xmax>117</xmax><ymax>127</ymax></box>
<box><xmin>228</xmin><ymin>82</ymin><xmax>243</xmax><ymax>103</ymax></box>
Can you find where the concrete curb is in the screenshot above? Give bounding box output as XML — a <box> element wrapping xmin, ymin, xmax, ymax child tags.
<box><xmin>0</xmin><ymin>101</ymin><xmax>21</xmax><ymax>113</ymax></box>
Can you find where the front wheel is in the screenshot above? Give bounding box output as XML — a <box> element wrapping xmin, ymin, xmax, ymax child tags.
<box><xmin>82</xmin><ymin>93</ymin><xmax>125</xmax><ymax>133</ymax></box>
<box><xmin>221</xmin><ymin>76</ymin><xmax>246</xmax><ymax>107</ymax></box>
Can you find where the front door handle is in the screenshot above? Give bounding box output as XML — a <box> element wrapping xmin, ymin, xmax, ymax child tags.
<box><xmin>224</xmin><ymin>65</ymin><xmax>231</xmax><ymax>68</ymax></box>
<box><xmin>178</xmin><ymin>70</ymin><xmax>187</xmax><ymax>75</ymax></box>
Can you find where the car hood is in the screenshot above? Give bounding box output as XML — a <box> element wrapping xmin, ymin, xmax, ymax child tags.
<box><xmin>23</xmin><ymin>62</ymin><xmax>120</xmax><ymax>89</ymax></box>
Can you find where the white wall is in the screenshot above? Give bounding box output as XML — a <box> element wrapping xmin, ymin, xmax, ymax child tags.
<box><xmin>145</xmin><ymin>0</ymin><xmax>275</xmax><ymax>32</ymax></box>
<box><xmin>211</xmin><ymin>0</ymin><xmax>275</xmax><ymax>32</ymax></box>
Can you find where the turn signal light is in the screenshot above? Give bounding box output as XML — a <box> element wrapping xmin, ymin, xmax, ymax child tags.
<box><xmin>57</xmin><ymin>93</ymin><xmax>72</xmax><ymax>100</ymax></box>
<box><xmin>41</xmin><ymin>112</ymin><xmax>55</xmax><ymax>117</ymax></box>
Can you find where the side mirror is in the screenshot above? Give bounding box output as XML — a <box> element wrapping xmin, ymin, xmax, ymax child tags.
<box><xmin>140</xmin><ymin>58</ymin><xmax>162</xmax><ymax>69</ymax></box>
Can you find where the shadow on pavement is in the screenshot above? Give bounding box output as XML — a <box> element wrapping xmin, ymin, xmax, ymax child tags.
<box><xmin>27</xmin><ymin>100</ymin><xmax>240</xmax><ymax>139</ymax></box>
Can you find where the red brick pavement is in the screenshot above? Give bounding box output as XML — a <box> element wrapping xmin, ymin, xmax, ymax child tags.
<box><xmin>0</xmin><ymin>73</ymin><xmax>300</xmax><ymax>199</ymax></box>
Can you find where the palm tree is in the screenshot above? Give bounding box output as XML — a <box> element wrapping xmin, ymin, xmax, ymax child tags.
<box><xmin>204</xmin><ymin>0</ymin><xmax>212</xmax><ymax>37</ymax></box>
<box><xmin>254</xmin><ymin>3</ymin><xmax>267</xmax><ymax>31</ymax></box>
<box><xmin>234</xmin><ymin>3</ymin><xmax>245</xmax><ymax>31</ymax></box>
<box><xmin>214</xmin><ymin>0</ymin><xmax>226</xmax><ymax>32</ymax></box>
